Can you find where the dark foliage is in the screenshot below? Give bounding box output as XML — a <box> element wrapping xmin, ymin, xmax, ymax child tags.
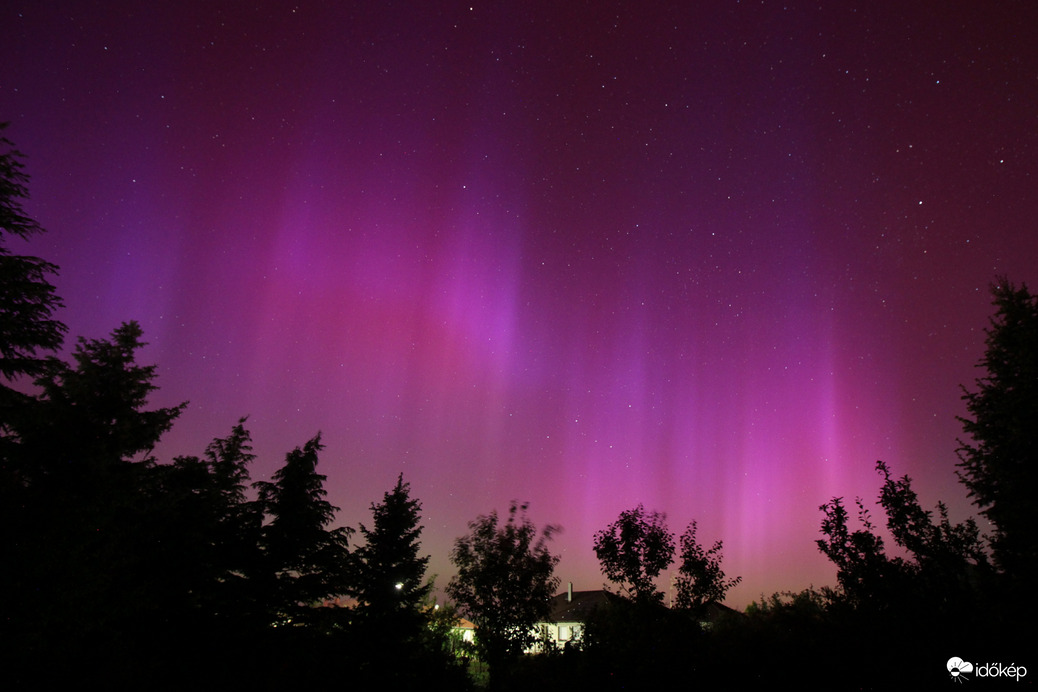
<box><xmin>577</xmin><ymin>594</ymin><xmax>706</xmax><ymax>689</ymax></box>
<box><xmin>816</xmin><ymin>492</ymin><xmax>908</xmax><ymax>609</ymax></box>
<box><xmin>160</xmin><ymin>419</ymin><xmax>264</xmax><ymax>623</ymax></box>
<box><xmin>673</xmin><ymin>520</ymin><xmax>741</xmax><ymax>613</ymax></box>
<box><xmin>0</xmin><ymin>132</ymin><xmax>473</xmax><ymax>688</ymax></box>
<box><xmin>254</xmin><ymin>434</ymin><xmax>351</xmax><ymax>619</ymax></box>
<box><xmin>0</xmin><ymin>123</ymin><xmax>65</xmax><ymax>392</ymax></box>
<box><xmin>4</xmin><ymin>128</ymin><xmax>1030</xmax><ymax>687</ymax></box>
<box><xmin>16</xmin><ymin>322</ymin><xmax>186</xmax><ymax>473</ymax></box>
<box><xmin>818</xmin><ymin>460</ymin><xmax>990</xmax><ymax>612</ymax></box>
<box><xmin>350</xmin><ymin>472</ymin><xmax>432</xmax><ymax>650</ymax></box>
<box><xmin>447</xmin><ymin>501</ymin><xmax>560</xmax><ymax>678</ymax></box>
<box><xmin>593</xmin><ymin>504</ymin><xmax>674</xmax><ymax>604</ymax></box>
<box><xmin>1</xmin><ymin>322</ymin><xmax>188</xmax><ymax>685</ymax></box>
<box><xmin>957</xmin><ymin>277</ymin><xmax>1038</xmax><ymax>579</ymax></box>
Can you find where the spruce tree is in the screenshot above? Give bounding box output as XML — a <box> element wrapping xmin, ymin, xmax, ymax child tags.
<box><xmin>255</xmin><ymin>435</ymin><xmax>350</xmax><ymax>619</ymax></box>
<box><xmin>352</xmin><ymin>474</ymin><xmax>430</xmax><ymax>620</ymax></box>
<box><xmin>957</xmin><ymin>278</ymin><xmax>1038</xmax><ymax>578</ymax></box>
<box><xmin>0</xmin><ymin>123</ymin><xmax>65</xmax><ymax>393</ymax></box>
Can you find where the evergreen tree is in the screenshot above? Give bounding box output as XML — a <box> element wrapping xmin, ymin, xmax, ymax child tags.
<box><xmin>161</xmin><ymin>419</ymin><xmax>263</xmax><ymax>622</ymax></box>
<box><xmin>255</xmin><ymin>434</ymin><xmax>350</xmax><ymax>619</ymax></box>
<box><xmin>0</xmin><ymin>321</ymin><xmax>186</xmax><ymax>683</ymax></box>
<box><xmin>957</xmin><ymin>278</ymin><xmax>1038</xmax><ymax>578</ymax></box>
<box><xmin>13</xmin><ymin>321</ymin><xmax>186</xmax><ymax>481</ymax></box>
<box><xmin>0</xmin><ymin>123</ymin><xmax>66</xmax><ymax>489</ymax></box>
<box><xmin>0</xmin><ymin>123</ymin><xmax>65</xmax><ymax>393</ymax></box>
<box><xmin>351</xmin><ymin>473</ymin><xmax>431</xmax><ymax>621</ymax></box>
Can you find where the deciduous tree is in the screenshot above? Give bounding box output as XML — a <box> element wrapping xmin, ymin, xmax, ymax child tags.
<box><xmin>593</xmin><ymin>504</ymin><xmax>674</xmax><ymax>604</ymax></box>
<box><xmin>446</xmin><ymin>501</ymin><xmax>560</xmax><ymax>674</ymax></box>
<box><xmin>673</xmin><ymin>521</ymin><xmax>741</xmax><ymax>613</ymax></box>
<box><xmin>818</xmin><ymin>461</ymin><xmax>988</xmax><ymax>609</ymax></box>
<box><xmin>817</xmin><ymin>490</ymin><xmax>906</xmax><ymax>609</ymax></box>
<box><xmin>877</xmin><ymin>461</ymin><xmax>989</xmax><ymax>586</ymax></box>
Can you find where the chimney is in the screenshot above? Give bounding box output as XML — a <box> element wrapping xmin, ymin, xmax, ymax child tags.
<box><xmin>567</xmin><ymin>582</ymin><xmax>573</xmax><ymax>602</ymax></box>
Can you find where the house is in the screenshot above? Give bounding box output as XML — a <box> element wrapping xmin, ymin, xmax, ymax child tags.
<box><xmin>696</xmin><ymin>600</ymin><xmax>743</xmax><ymax>630</ymax></box>
<box><xmin>530</xmin><ymin>584</ymin><xmax>622</xmax><ymax>651</ymax></box>
<box><xmin>452</xmin><ymin>616</ymin><xmax>477</xmax><ymax>647</ymax></box>
<box><xmin>529</xmin><ymin>583</ymin><xmax>744</xmax><ymax>651</ymax></box>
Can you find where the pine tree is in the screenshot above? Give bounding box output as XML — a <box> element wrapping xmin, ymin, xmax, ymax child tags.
<box><xmin>162</xmin><ymin>419</ymin><xmax>262</xmax><ymax>621</ymax></box>
<box><xmin>1</xmin><ymin>321</ymin><xmax>186</xmax><ymax>680</ymax></box>
<box><xmin>16</xmin><ymin>321</ymin><xmax>186</xmax><ymax>479</ymax></box>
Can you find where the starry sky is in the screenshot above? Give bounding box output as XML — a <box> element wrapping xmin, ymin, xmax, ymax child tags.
<box><xmin>2</xmin><ymin>1</ymin><xmax>1036</xmax><ymax>608</ymax></box>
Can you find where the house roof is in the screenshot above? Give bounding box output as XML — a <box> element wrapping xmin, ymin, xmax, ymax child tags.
<box><xmin>700</xmin><ymin>600</ymin><xmax>743</xmax><ymax>623</ymax></box>
<box><xmin>547</xmin><ymin>589</ymin><xmax>623</xmax><ymax>623</ymax></box>
<box><xmin>545</xmin><ymin>589</ymin><xmax>744</xmax><ymax>624</ymax></box>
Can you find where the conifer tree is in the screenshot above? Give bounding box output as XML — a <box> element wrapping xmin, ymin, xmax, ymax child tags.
<box><xmin>351</xmin><ymin>474</ymin><xmax>430</xmax><ymax>620</ymax></box>
<box><xmin>17</xmin><ymin>321</ymin><xmax>186</xmax><ymax>477</ymax></box>
<box><xmin>164</xmin><ymin>419</ymin><xmax>262</xmax><ymax>620</ymax></box>
<box><xmin>957</xmin><ymin>278</ymin><xmax>1038</xmax><ymax>578</ymax></box>
<box><xmin>255</xmin><ymin>435</ymin><xmax>350</xmax><ymax>618</ymax></box>
<box><xmin>0</xmin><ymin>123</ymin><xmax>65</xmax><ymax>395</ymax></box>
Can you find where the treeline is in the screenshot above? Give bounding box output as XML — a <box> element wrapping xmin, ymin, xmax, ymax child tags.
<box><xmin>475</xmin><ymin>281</ymin><xmax>1035</xmax><ymax>690</ymax></box>
<box><xmin>0</xmin><ymin>325</ymin><xmax>489</xmax><ymax>687</ymax></box>
<box><xmin>0</xmin><ymin>329</ymin><xmax>469</xmax><ymax>687</ymax></box>
<box><xmin>0</xmin><ymin>127</ymin><xmax>469</xmax><ymax>688</ymax></box>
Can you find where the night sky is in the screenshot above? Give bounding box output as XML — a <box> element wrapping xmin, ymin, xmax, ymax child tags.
<box><xmin>3</xmin><ymin>1</ymin><xmax>1036</xmax><ymax>608</ymax></box>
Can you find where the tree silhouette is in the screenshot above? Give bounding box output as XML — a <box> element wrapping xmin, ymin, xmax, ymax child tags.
<box><xmin>255</xmin><ymin>435</ymin><xmax>350</xmax><ymax>620</ymax></box>
<box><xmin>818</xmin><ymin>461</ymin><xmax>988</xmax><ymax>610</ymax></box>
<box><xmin>0</xmin><ymin>123</ymin><xmax>65</xmax><ymax>393</ymax></box>
<box><xmin>16</xmin><ymin>321</ymin><xmax>186</xmax><ymax>477</ymax></box>
<box><xmin>877</xmin><ymin>461</ymin><xmax>989</xmax><ymax>591</ymax></box>
<box><xmin>162</xmin><ymin>419</ymin><xmax>263</xmax><ymax>623</ymax></box>
<box><xmin>0</xmin><ymin>321</ymin><xmax>188</xmax><ymax>683</ymax></box>
<box><xmin>351</xmin><ymin>474</ymin><xmax>430</xmax><ymax>625</ymax></box>
<box><xmin>447</xmin><ymin>501</ymin><xmax>560</xmax><ymax>677</ymax></box>
<box><xmin>593</xmin><ymin>504</ymin><xmax>674</xmax><ymax>604</ymax></box>
<box><xmin>673</xmin><ymin>521</ymin><xmax>741</xmax><ymax>613</ymax></box>
<box><xmin>816</xmin><ymin>493</ymin><xmax>904</xmax><ymax>608</ymax></box>
<box><xmin>957</xmin><ymin>277</ymin><xmax>1038</xmax><ymax>578</ymax></box>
